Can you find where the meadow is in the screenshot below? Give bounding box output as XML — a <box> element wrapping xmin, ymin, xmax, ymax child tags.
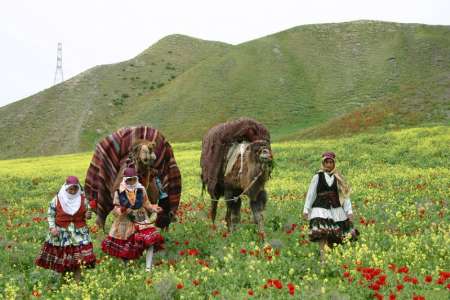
<box><xmin>0</xmin><ymin>126</ymin><xmax>448</xmax><ymax>299</ymax></box>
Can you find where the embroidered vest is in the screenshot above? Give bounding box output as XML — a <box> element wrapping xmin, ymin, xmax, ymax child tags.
<box><xmin>118</xmin><ymin>188</ymin><xmax>144</xmax><ymax>209</ymax></box>
<box><xmin>55</xmin><ymin>195</ymin><xmax>87</xmax><ymax>228</ymax></box>
<box><xmin>312</xmin><ymin>172</ymin><xmax>340</xmax><ymax>209</ymax></box>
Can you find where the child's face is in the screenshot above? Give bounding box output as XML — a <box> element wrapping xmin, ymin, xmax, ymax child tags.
<box><xmin>67</xmin><ymin>185</ymin><xmax>79</xmax><ymax>195</ymax></box>
<box><xmin>126</xmin><ymin>177</ymin><xmax>137</xmax><ymax>186</ymax></box>
<box><xmin>323</xmin><ymin>159</ymin><xmax>335</xmax><ymax>171</ymax></box>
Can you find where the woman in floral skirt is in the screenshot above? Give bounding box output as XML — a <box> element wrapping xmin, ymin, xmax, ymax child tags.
<box><xmin>35</xmin><ymin>176</ymin><xmax>96</xmax><ymax>281</ymax></box>
<box><xmin>101</xmin><ymin>167</ymin><xmax>164</xmax><ymax>272</ymax></box>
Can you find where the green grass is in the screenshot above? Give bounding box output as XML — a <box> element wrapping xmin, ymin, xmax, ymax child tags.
<box><xmin>1</xmin><ymin>21</ymin><xmax>449</xmax><ymax>159</ymax></box>
<box><xmin>0</xmin><ymin>126</ymin><xmax>449</xmax><ymax>299</ymax></box>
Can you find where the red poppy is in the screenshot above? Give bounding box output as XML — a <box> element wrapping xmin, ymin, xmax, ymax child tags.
<box><xmin>343</xmin><ymin>271</ymin><xmax>350</xmax><ymax>278</ymax></box>
<box><xmin>197</xmin><ymin>259</ymin><xmax>209</xmax><ymax>268</ymax></box>
<box><xmin>89</xmin><ymin>199</ymin><xmax>97</xmax><ymax>209</ymax></box>
<box><xmin>424</xmin><ymin>275</ymin><xmax>432</xmax><ymax>283</ymax></box>
<box><xmin>178</xmin><ymin>250</ymin><xmax>185</xmax><ymax>256</ymax></box>
<box><xmin>176</xmin><ymin>283</ymin><xmax>184</xmax><ymax>289</ymax></box>
<box><xmin>375</xmin><ymin>274</ymin><xmax>387</xmax><ymax>286</ymax></box>
<box><xmin>273</xmin><ymin>279</ymin><xmax>283</xmax><ymax>289</ymax></box>
<box><xmin>369</xmin><ymin>282</ymin><xmax>380</xmax><ymax>291</ymax></box>
<box><xmin>440</xmin><ymin>271</ymin><xmax>450</xmax><ymax>280</ymax></box>
<box><xmin>248</xmin><ymin>289</ymin><xmax>254</xmax><ymax>296</ymax></box>
<box><xmin>396</xmin><ymin>284</ymin><xmax>404</xmax><ymax>292</ymax></box>
<box><xmin>174</xmin><ymin>240</ymin><xmax>180</xmax><ymax>246</ymax></box>
<box><xmin>446</xmin><ymin>283</ymin><xmax>450</xmax><ymax>290</ymax></box>
<box><xmin>397</xmin><ymin>266</ymin><xmax>409</xmax><ymax>274</ymax></box>
<box><xmin>192</xmin><ymin>279</ymin><xmax>200</xmax><ymax>286</ymax></box>
<box><xmin>184</xmin><ymin>240</ymin><xmax>189</xmax><ymax>245</ymax></box>
<box><xmin>212</xmin><ymin>290</ymin><xmax>220</xmax><ymax>296</ymax></box>
<box><xmin>388</xmin><ymin>263</ymin><xmax>396</xmax><ymax>271</ymax></box>
<box><xmin>240</xmin><ymin>249</ymin><xmax>247</xmax><ymax>255</ymax></box>
<box><xmin>262</xmin><ymin>284</ymin><xmax>268</xmax><ymax>289</ymax></box>
<box><xmin>31</xmin><ymin>290</ymin><xmax>41</xmax><ymax>298</ymax></box>
<box><xmin>412</xmin><ymin>295</ymin><xmax>425</xmax><ymax>300</ymax></box>
<box><xmin>389</xmin><ymin>292</ymin><xmax>396</xmax><ymax>300</ymax></box>
<box><xmin>287</xmin><ymin>283</ymin><xmax>295</xmax><ymax>296</ymax></box>
<box><xmin>411</xmin><ymin>277</ymin><xmax>419</xmax><ymax>285</ymax></box>
<box><xmin>188</xmin><ymin>248</ymin><xmax>199</xmax><ymax>256</ymax></box>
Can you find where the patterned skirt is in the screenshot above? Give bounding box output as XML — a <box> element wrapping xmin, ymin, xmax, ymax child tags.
<box><xmin>102</xmin><ymin>227</ymin><xmax>164</xmax><ymax>260</ymax></box>
<box><xmin>35</xmin><ymin>242</ymin><xmax>96</xmax><ymax>273</ymax></box>
<box><xmin>309</xmin><ymin>217</ymin><xmax>359</xmax><ymax>244</ymax></box>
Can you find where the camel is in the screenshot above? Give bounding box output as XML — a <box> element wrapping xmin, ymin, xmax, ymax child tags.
<box><xmin>200</xmin><ymin>118</ymin><xmax>273</xmax><ymax>235</ymax></box>
<box><xmin>212</xmin><ymin>140</ymin><xmax>273</xmax><ymax>233</ymax></box>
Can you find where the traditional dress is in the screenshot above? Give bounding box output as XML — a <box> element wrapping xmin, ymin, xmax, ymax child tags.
<box><xmin>35</xmin><ymin>177</ymin><xmax>96</xmax><ymax>273</ymax></box>
<box><xmin>303</xmin><ymin>152</ymin><xmax>358</xmax><ymax>245</ymax></box>
<box><xmin>101</xmin><ymin>173</ymin><xmax>164</xmax><ymax>260</ymax></box>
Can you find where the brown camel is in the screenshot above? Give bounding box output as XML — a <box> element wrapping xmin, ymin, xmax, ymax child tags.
<box><xmin>211</xmin><ymin>140</ymin><xmax>273</xmax><ymax>233</ymax></box>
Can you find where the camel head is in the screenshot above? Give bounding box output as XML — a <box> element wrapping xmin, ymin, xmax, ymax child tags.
<box><xmin>249</xmin><ymin>140</ymin><xmax>273</xmax><ymax>178</ymax></box>
<box><xmin>130</xmin><ymin>140</ymin><xmax>157</xmax><ymax>168</ymax></box>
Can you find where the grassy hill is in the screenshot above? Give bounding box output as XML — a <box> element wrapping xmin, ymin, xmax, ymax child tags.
<box><xmin>0</xmin><ymin>126</ymin><xmax>448</xmax><ymax>298</ymax></box>
<box><xmin>1</xmin><ymin>21</ymin><xmax>449</xmax><ymax>159</ymax></box>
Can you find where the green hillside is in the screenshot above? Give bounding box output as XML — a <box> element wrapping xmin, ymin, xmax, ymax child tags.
<box><xmin>1</xmin><ymin>21</ymin><xmax>449</xmax><ymax>159</ymax></box>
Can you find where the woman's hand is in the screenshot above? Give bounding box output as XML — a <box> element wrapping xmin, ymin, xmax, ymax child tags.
<box><xmin>303</xmin><ymin>212</ymin><xmax>309</xmax><ymax>220</ymax></box>
<box><xmin>85</xmin><ymin>210</ymin><xmax>92</xmax><ymax>219</ymax></box>
<box><xmin>50</xmin><ymin>227</ymin><xmax>59</xmax><ymax>236</ymax></box>
<box><xmin>150</xmin><ymin>204</ymin><xmax>163</xmax><ymax>213</ymax></box>
<box><xmin>347</xmin><ymin>213</ymin><xmax>354</xmax><ymax>222</ymax></box>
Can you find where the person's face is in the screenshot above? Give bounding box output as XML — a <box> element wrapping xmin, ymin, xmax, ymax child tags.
<box><xmin>125</xmin><ymin>177</ymin><xmax>137</xmax><ymax>186</ymax></box>
<box><xmin>67</xmin><ymin>185</ymin><xmax>79</xmax><ymax>195</ymax></box>
<box><xmin>323</xmin><ymin>159</ymin><xmax>335</xmax><ymax>172</ymax></box>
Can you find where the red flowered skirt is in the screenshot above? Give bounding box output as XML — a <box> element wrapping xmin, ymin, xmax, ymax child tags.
<box><xmin>101</xmin><ymin>227</ymin><xmax>164</xmax><ymax>260</ymax></box>
<box><xmin>35</xmin><ymin>242</ymin><xmax>96</xmax><ymax>273</ymax></box>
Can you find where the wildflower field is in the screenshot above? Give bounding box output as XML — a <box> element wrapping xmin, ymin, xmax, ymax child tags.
<box><xmin>0</xmin><ymin>126</ymin><xmax>448</xmax><ymax>299</ymax></box>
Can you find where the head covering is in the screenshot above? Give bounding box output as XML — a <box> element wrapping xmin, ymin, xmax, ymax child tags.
<box><xmin>321</xmin><ymin>151</ymin><xmax>336</xmax><ymax>161</ymax></box>
<box><xmin>319</xmin><ymin>152</ymin><xmax>351</xmax><ymax>205</ymax></box>
<box><xmin>119</xmin><ymin>167</ymin><xmax>143</xmax><ymax>193</ymax></box>
<box><xmin>57</xmin><ymin>176</ymin><xmax>82</xmax><ymax>215</ymax></box>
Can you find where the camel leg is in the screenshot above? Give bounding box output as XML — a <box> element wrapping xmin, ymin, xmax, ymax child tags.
<box><xmin>250</xmin><ymin>190</ymin><xmax>267</xmax><ymax>235</ymax></box>
<box><xmin>224</xmin><ymin>189</ymin><xmax>235</xmax><ymax>231</ymax></box>
<box><xmin>228</xmin><ymin>197</ymin><xmax>242</xmax><ymax>232</ymax></box>
<box><xmin>211</xmin><ymin>200</ymin><xmax>218</xmax><ymax>224</ymax></box>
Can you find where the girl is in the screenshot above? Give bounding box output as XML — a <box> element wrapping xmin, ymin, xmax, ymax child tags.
<box><xmin>35</xmin><ymin>176</ymin><xmax>96</xmax><ymax>281</ymax></box>
<box><xmin>101</xmin><ymin>167</ymin><xmax>164</xmax><ymax>272</ymax></box>
<box><xmin>303</xmin><ymin>152</ymin><xmax>358</xmax><ymax>261</ymax></box>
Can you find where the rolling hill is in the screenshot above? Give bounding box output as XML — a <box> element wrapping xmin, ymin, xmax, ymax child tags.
<box><xmin>0</xmin><ymin>20</ymin><xmax>449</xmax><ymax>159</ymax></box>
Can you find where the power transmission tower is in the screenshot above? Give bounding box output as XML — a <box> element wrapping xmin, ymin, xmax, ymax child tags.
<box><xmin>54</xmin><ymin>42</ymin><xmax>64</xmax><ymax>84</ymax></box>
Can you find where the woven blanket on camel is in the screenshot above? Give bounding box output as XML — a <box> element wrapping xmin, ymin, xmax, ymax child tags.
<box><xmin>85</xmin><ymin>126</ymin><xmax>181</xmax><ymax>227</ymax></box>
<box><xmin>200</xmin><ymin>118</ymin><xmax>270</xmax><ymax>199</ymax></box>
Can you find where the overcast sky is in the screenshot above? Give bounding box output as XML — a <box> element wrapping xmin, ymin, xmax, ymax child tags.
<box><xmin>0</xmin><ymin>0</ymin><xmax>449</xmax><ymax>108</ymax></box>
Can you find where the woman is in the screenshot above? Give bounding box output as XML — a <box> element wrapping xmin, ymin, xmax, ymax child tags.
<box><xmin>35</xmin><ymin>176</ymin><xmax>96</xmax><ymax>281</ymax></box>
<box><xmin>303</xmin><ymin>152</ymin><xmax>358</xmax><ymax>261</ymax></box>
<box><xmin>101</xmin><ymin>167</ymin><xmax>164</xmax><ymax>272</ymax></box>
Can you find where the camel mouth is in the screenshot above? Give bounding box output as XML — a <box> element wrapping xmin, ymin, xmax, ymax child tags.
<box><xmin>259</xmin><ymin>149</ymin><xmax>273</xmax><ymax>162</ymax></box>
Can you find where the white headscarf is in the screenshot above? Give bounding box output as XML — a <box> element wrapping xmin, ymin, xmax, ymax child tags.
<box><xmin>57</xmin><ymin>183</ymin><xmax>82</xmax><ymax>215</ymax></box>
<box><xmin>119</xmin><ymin>176</ymin><xmax>144</xmax><ymax>193</ymax></box>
